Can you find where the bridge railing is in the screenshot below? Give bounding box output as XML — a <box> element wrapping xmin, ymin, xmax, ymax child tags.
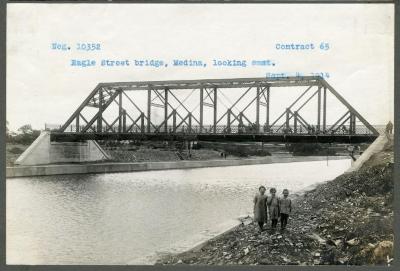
<box><xmin>46</xmin><ymin>123</ymin><xmax>375</xmax><ymax>136</ymax></box>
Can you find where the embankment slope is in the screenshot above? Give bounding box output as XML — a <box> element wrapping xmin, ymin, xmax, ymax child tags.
<box><xmin>158</xmin><ymin>136</ymin><xmax>394</xmax><ymax>266</ymax></box>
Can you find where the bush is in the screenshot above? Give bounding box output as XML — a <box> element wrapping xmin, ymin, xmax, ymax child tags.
<box><xmin>288</xmin><ymin>143</ymin><xmax>336</xmax><ymax>156</ymax></box>
<box><xmin>252</xmin><ymin>149</ymin><xmax>271</xmax><ymax>156</ymax></box>
<box><xmin>223</xmin><ymin>145</ymin><xmax>271</xmax><ymax>157</ymax></box>
<box><xmin>8</xmin><ymin>146</ymin><xmax>24</xmax><ymax>154</ymax></box>
<box><xmin>8</xmin><ymin>130</ymin><xmax>40</xmax><ymax>145</ymax></box>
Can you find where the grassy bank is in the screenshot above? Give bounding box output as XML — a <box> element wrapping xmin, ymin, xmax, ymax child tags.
<box><xmin>98</xmin><ymin>141</ymin><xmax>272</xmax><ymax>162</ymax></box>
<box><xmin>158</xmin><ymin>138</ymin><xmax>393</xmax><ymax>266</ymax></box>
<box><xmin>6</xmin><ymin>144</ymin><xmax>29</xmax><ymax>167</ymax></box>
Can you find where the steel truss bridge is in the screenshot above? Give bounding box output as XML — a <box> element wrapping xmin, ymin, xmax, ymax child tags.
<box><xmin>51</xmin><ymin>76</ymin><xmax>379</xmax><ymax>143</ymax></box>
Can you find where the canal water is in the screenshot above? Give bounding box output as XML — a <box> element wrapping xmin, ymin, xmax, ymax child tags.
<box><xmin>7</xmin><ymin>159</ymin><xmax>351</xmax><ymax>264</ymax></box>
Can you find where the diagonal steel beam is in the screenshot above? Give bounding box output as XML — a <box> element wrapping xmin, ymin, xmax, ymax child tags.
<box><xmin>321</xmin><ymin>79</ymin><xmax>379</xmax><ymax>135</ymax></box>
<box><xmin>59</xmin><ymin>84</ymin><xmax>102</xmax><ymax>132</ymax></box>
<box><xmin>175</xmin><ymin>114</ymin><xmax>190</xmax><ymax>130</ymax></box>
<box><xmin>175</xmin><ymin>89</ymin><xmax>196</xmax><ymax>110</ymax></box>
<box><xmin>278</xmin><ymin>87</ymin><xmax>320</xmax><ymax>134</ymax></box>
<box><xmin>121</xmin><ymin>91</ymin><xmax>157</xmax><ymax>130</ymax></box>
<box><xmin>332</xmin><ymin>115</ymin><xmax>351</xmax><ymax>134</ymax></box>
<box><xmin>296</xmin><ymin>88</ymin><xmax>320</xmax><ymax>112</ymax></box>
<box><xmin>229</xmin><ymin>110</ymin><xmax>241</xmax><ymax>125</ymax></box>
<box><xmin>275</xmin><ymin>89</ymin><xmax>319</xmax><ymax>132</ymax></box>
<box><xmin>204</xmin><ymin>88</ymin><xmax>214</xmax><ymax>104</ymax></box>
<box><xmin>270</xmin><ymin>86</ymin><xmax>313</xmax><ymax>127</ymax></box>
<box><xmin>295</xmin><ymin>112</ymin><xmax>311</xmax><ymax>129</ymax></box>
<box><xmin>152</xmin><ymin>89</ymin><xmax>165</xmax><ymax>104</ymax></box>
<box><xmin>105</xmin><ymin>88</ymin><xmax>156</xmax><ymax>131</ymax></box>
<box><xmin>105</xmin><ymin>116</ymin><xmax>120</xmax><ymax>132</ymax></box>
<box><xmin>153</xmin><ymin>88</ymin><xmax>194</xmax><ymax>127</ymax></box>
<box><xmin>79</xmin><ymin>113</ymin><xmax>96</xmax><ymax>132</ymax></box>
<box><xmin>154</xmin><ymin>110</ymin><xmax>175</xmax><ymax>132</ymax></box>
<box><xmin>241</xmin><ymin>113</ymin><xmax>253</xmax><ymax>126</ymax></box>
<box><xmin>294</xmin><ymin>115</ymin><xmax>309</xmax><ymax>131</ymax></box>
<box><xmin>213</xmin><ymin>86</ymin><xmax>254</xmax><ymax>128</ymax></box>
<box><xmin>276</xmin><ymin>108</ymin><xmax>309</xmax><ymax>132</ymax></box>
<box><xmin>241</xmin><ymin>86</ymin><xmax>267</xmax><ymax>114</ymax></box>
<box><xmin>126</xmin><ymin>115</ymin><xmax>143</xmax><ymax>132</ymax></box>
<box><xmin>168</xmin><ymin>90</ymin><xmax>201</xmax><ymax>125</ymax></box>
<box><xmin>102</xmin><ymin>117</ymin><xmax>113</xmax><ymax>132</ymax></box>
<box><xmin>327</xmin><ymin>111</ymin><xmax>350</xmax><ymax>132</ymax></box>
<box><xmin>81</xmin><ymin>90</ymin><xmax>120</xmax><ymax>133</ymax></box>
<box><xmin>124</xmin><ymin>111</ymin><xmax>141</xmax><ymax>132</ymax></box>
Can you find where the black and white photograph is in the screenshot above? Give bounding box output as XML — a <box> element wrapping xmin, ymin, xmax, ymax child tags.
<box><xmin>4</xmin><ymin>1</ymin><xmax>395</xmax><ymax>267</ymax></box>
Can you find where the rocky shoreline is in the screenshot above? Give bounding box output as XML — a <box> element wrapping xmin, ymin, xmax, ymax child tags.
<box><xmin>157</xmin><ymin>138</ymin><xmax>394</xmax><ymax>266</ymax></box>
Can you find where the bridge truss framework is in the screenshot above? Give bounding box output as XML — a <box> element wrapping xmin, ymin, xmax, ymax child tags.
<box><xmin>52</xmin><ymin>76</ymin><xmax>379</xmax><ymax>143</ymax></box>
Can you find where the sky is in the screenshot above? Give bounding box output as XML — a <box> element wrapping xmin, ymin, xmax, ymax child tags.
<box><xmin>6</xmin><ymin>3</ymin><xmax>394</xmax><ymax>131</ymax></box>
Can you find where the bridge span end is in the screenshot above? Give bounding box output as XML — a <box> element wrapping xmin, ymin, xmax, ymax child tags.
<box><xmin>15</xmin><ymin>131</ymin><xmax>110</xmax><ymax>166</ymax></box>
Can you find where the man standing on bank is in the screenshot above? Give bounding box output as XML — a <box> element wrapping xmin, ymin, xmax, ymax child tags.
<box><xmin>386</xmin><ymin>121</ymin><xmax>393</xmax><ymax>134</ymax></box>
<box><xmin>253</xmin><ymin>186</ymin><xmax>268</xmax><ymax>232</ymax></box>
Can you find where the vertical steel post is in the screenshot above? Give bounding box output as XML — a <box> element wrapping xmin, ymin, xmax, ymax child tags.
<box><xmin>76</xmin><ymin>116</ymin><xmax>80</xmax><ymax>132</ymax></box>
<box><xmin>147</xmin><ymin>89</ymin><xmax>151</xmax><ymax>133</ymax></box>
<box><xmin>323</xmin><ymin>86</ymin><xmax>327</xmax><ymax>132</ymax></box>
<box><xmin>285</xmin><ymin>108</ymin><xmax>290</xmax><ymax>132</ymax></box>
<box><xmin>164</xmin><ymin>88</ymin><xmax>169</xmax><ymax>133</ymax></box>
<box><xmin>256</xmin><ymin>87</ymin><xmax>260</xmax><ymax>130</ymax></box>
<box><xmin>294</xmin><ymin>111</ymin><xmax>298</xmax><ymax>133</ymax></box>
<box><xmin>118</xmin><ymin>90</ymin><xmax>123</xmax><ymax>133</ymax></box>
<box><xmin>140</xmin><ymin>113</ymin><xmax>145</xmax><ymax>133</ymax></box>
<box><xmin>97</xmin><ymin>89</ymin><xmax>103</xmax><ymax>132</ymax></box>
<box><xmin>317</xmin><ymin>85</ymin><xmax>321</xmax><ymax>132</ymax></box>
<box><xmin>188</xmin><ymin>113</ymin><xmax>192</xmax><ymax>133</ymax></box>
<box><xmin>200</xmin><ymin>87</ymin><xmax>203</xmax><ymax>133</ymax></box>
<box><xmin>213</xmin><ymin>88</ymin><xmax>217</xmax><ymax>133</ymax></box>
<box><xmin>351</xmin><ymin>114</ymin><xmax>356</xmax><ymax>134</ymax></box>
<box><xmin>227</xmin><ymin>109</ymin><xmax>231</xmax><ymax>133</ymax></box>
<box><xmin>266</xmin><ymin>87</ymin><xmax>270</xmax><ymax>132</ymax></box>
<box><xmin>122</xmin><ymin>110</ymin><xmax>126</xmax><ymax>132</ymax></box>
<box><xmin>239</xmin><ymin>112</ymin><xmax>244</xmax><ymax>134</ymax></box>
<box><xmin>350</xmin><ymin>114</ymin><xmax>353</xmax><ymax>135</ymax></box>
<box><xmin>172</xmin><ymin>110</ymin><xmax>177</xmax><ymax>132</ymax></box>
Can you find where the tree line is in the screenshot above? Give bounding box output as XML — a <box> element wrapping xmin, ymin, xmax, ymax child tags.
<box><xmin>6</xmin><ymin>121</ymin><xmax>40</xmax><ymax>145</ymax></box>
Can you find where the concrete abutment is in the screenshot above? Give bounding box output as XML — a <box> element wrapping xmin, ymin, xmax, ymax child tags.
<box><xmin>15</xmin><ymin>131</ymin><xmax>110</xmax><ymax>166</ymax></box>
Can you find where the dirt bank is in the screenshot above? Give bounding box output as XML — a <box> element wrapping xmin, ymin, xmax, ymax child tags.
<box><xmin>101</xmin><ymin>141</ymin><xmax>273</xmax><ymax>162</ymax></box>
<box><xmin>158</xmin><ymin>138</ymin><xmax>394</xmax><ymax>266</ymax></box>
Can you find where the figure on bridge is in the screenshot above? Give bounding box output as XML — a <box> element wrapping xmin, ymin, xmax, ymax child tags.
<box><xmin>282</xmin><ymin>126</ymin><xmax>293</xmax><ymax>134</ymax></box>
<box><xmin>307</xmin><ymin>125</ymin><xmax>315</xmax><ymax>135</ymax></box>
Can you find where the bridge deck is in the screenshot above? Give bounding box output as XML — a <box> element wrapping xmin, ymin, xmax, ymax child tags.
<box><xmin>50</xmin><ymin>132</ymin><xmax>378</xmax><ymax>144</ymax></box>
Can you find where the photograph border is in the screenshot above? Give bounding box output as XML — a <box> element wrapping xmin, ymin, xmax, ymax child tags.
<box><xmin>0</xmin><ymin>0</ymin><xmax>398</xmax><ymax>270</ymax></box>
